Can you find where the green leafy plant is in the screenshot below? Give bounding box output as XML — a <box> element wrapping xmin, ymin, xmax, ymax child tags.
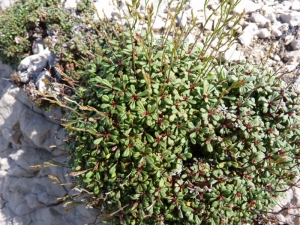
<box><xmin>1</xmin><ymin>0</ymin><xmax>300</xmax><ymax>225</ymax></box>
<box><xmin>55</xmin><ymin>1</ymin><xmax>300</xmax><ymax>224</ymax></box>
<box><xmin>0</xmin><ymin>0</ymin><xmax>78</xmax><ymax>69</ymax></box>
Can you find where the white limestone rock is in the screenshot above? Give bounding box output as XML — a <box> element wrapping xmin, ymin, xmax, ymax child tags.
<box><xmin>0</xmin><ymin>206</ymin><xmax>15</xmax><ymax>225</ymax></box>
<box><xmin>257</xmin><ymin>28</ymin><xmax>271</xmax><ymax>38</ymax></box>
<box><xmin>203</xmin><ymin>19</ymin><xmax>214</xmax><ymax>31</ymax></box>
<box><xmin>290</xmin><ymin>40</ymin><xmax>300</xmax><ymax>50</ymax></box>
<box><xmin>189</xmin><ymin>0</ymin><xmax>205</xmax><ymax>12</ymax></box>
<box><xmin>176</xmin><ymin>13</ymin><xmax>188</xmax><ymax>29</ymax></box>
<box><xmin>249</xmin><ymin>13</ymin><xmax>270</xmax><ymax>27</ymax></box>
<box><xmin>238</xmin><ymin>23</ymin><xmax>258</xmax><ymax>46</ymax></box>
<box><xmin>233</xmin><ymin>0</ymin><xmax>261</xmax><ymax>14</ymax></box>
<box><xmin>185</xmin><ymin>34</ymin><xmax>196</xmax><ymax>44</ymax></box>
<box><xmin>261</xmin><ymin>6</ymin><xmax>276</xmax><ymax>22</ymax></box>
<box><xmin>63</xmin><ymin>0</ymin><xmax>79</xmax><ymax>10</ymax></box>
<box><xmin>268</xmin><ymin>182</ymin><xmax>300</xmax><ymax>225</ymax></box>
<box><xmin>280</xmin><ymin>11</ymin><xmax>300</xmax><ymax>26</ymax></box>
<box><xmin>283</xmin><ymin>49</ymin><xmax>300</xmax><ymax>64</ymax></box>
<box><xmin>0</xmin><ymin>0</ymin><xmax>18</xmax><ymax>10</ymax></box>
<box><xmin>18</xmin><ymin>48</ymin><xmax>50</xmax><ymax>71</ymax></box>
<box><xmin>17</xmin><ymin>48</ymin><xmax>54</xmax><ymax>83</ymax></box>
<box><xmin>164</xmin><ymin>1</ymin><xmax>181</xmax><ymax>12</ymax></box>
<box><xmin>93</xmin><ymin>2</ymin><xmax>114</xmax><ymax>20</ymax></box>
<box><xmin>285</xmin><ymin>64</ymin><xmax>298</xmax><ymax>72</ymax></box>
<box><xmin>271</xmin><ymin>27</ymin><xmax>283</xmax><ymax>37</ymax></box>
<box><xmin>292</xmin><ymin>1</ymin><xmax>300</xmax><ymax>11</ymax></box>
<box><xmin>152</xmin><ymin>17</ymin><xmax>171</xmax><ymax>31</ymax></box>
<box><xmin>35</xmin><ymin>70</ymin><xmax>60</xmax><ymax>95</ymax></box>
<box><xmin>284</xmin><ymin>35</ymin><xmax>295</xmax><ymax>45</ymax></box>
<box><xmin>32</xmin><ymin>39</ymin><xmax>44</xmax><ymax>55</ymax></box>
<box><xmin>220</xmin><ymin>43</ymin><xmax>246</xmax><ymax>62</ymax></box>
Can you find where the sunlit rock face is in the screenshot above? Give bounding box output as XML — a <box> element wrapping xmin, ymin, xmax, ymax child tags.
<box><xmin>0</xmin><ymin>60</ymin><xmax>104</xmax><ymax>224</ymax></box>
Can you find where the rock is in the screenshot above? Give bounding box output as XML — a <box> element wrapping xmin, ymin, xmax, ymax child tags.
<box><xmin>272</xmin><ymin>54</ymin><xmax>281</xmax><ymax>62</ymax></box>
<box><xmin>111</xmin><ymin>10</ymin><xmax>123</xmax><ymax>20</ymax></box>
<box><xmin>152</xmin><ymin>17</ymin><xmax>171</xmax><ymax>31</ymax></box>
<box><xmin>63</xmin><ymin>0</ymin><xmax>78</xmax><ymax>10</ymax></box>
<box><xmin>164</xmin><ymin>1</ymin><xmax>181</xmax><ymax>12</ymax></box>
<box><xmin>292</xmin><ymin>1</ymin><xmax>300</xmax><ymax>11</ymax></box>
<box><xmin>26</xmin><ymin>194</ymin><xmax>44</xmax><ymax>209</ymax></box>
<box><xmin>249</xmin><ymin>13</ymin><xmax>270</xmax><ymax>27</ymax></box>
<box><xmin>279</xmin><ymin>23</ymin><xmax>290</xmax><ymax>32</ymax></box>
<box><xmin>17</xmin><ymin>48</ymin><xmax>54</xmax><ymax>83</ymax></box>
<box><xmin>228</xmin><ymin>22</ymin><xmax>243</xmax><ymax>33</ymax></box>
<box><xmin>18</xmin><ymin>48</ymin><xmax>50</xmax><ymax>71</ymax></box>
<box><xmin>37</xmin><ymin>192</ymin><xmax>57</xmax><ymax>205</ymax></box>
<box><xmin>0</xmin><ymin>206</ymin><xmax>15</xmax><ymax>224</ymax></box>
<box><xmin>0</xmin><ymin>0</ymin><xmax>18</xmax><ymax>10</ymax></box>
<box><xmin>283</xmin><ymin>49</ymin><xmax>300</xmax><ymax>63</ymax></box>
<box><xmin>189</xmin><ymin>0</ymin><xmax>205</xmax><ymax>12</ymax></box>
<box><xmin>261</xmin><ymin>6</ymin><xmax>276</xmax><ymax>22</ymax></box>
<box><xmin>36</xmin><ymin>70</ymin><xmax>49</xmax><ymax>93</ymax></box>
<box><xmin>280</xmin><ymin>11</ymin><xmax>300</xmax><ymax>26</ymax></box>
<box><xmin>239</xmin><ymin>23</ymin><xmax>258</xmax><ymax>46</ymax></box>
<box><xmin>233</xmin><ymin>0</ymin><xmax>261</xmax><ymax>14</ymax></box>
<box><xmin>290</xmin><ymin>40</ymin><xmax>300</xmax><ymax>50</ymax></box>
<box><xmin>284</xmin><ymin>35</ymin><xmax>294</xmax><ymax>45</ymax></box>
<box><xmin>268</xmin><ymin>182</ymin><xmax>300</xmax><ymax>225</ymax></box>
<box><xmin>285</xmin><ymin>64</ymin><xmax>298</xmax><ymax>72</ymax></box>
<box><xmin>176</xmin><ymin>13</ymin><xmax>187</xmax><ymax>29</ymax></box>
<box><xmin>35</xmin><ymin>70</ymin><xmax>60</xmax><ymax>95</ymax></box>
<box><xmin>32</xmin><ymin>39</ymin><xmax>44</xmax><ymax>54</ymax></box>
<box><xmin>185</xmin><ymin>34</ymin><xmax>196</xmax><ymax>44</ymax></box>
<box><xmin>93</xmin><ymin>2</ymin><xmax>114</xmax><ymax>20</ymax></box>
<box><xmin>220</xmin><ymin>43</ymin><xmax>246</xmax><ymax>62</ymax></box>
<box><xmin>271</xmin><ymin>27</ymin><xmax>282</xmax><ymax>37</ymax></box>
<box><xmin>14</xmin><ymin>203</ymin><xmax>34</xmax><ymax>216</ymax></box>
<box><xmin>195</xmin><ymin>15</ymin><xmax>205</xmax><ymax>25</ymax></box>
<box><xmin>257</xmin><ymin>28</ymin><xmax>271</xmax><ymax>38</ymax></box>
<box><xmin>203</xmin><ymin>19</ymin><xmax>214</xmax><ymax>31</ymax></box>
<box><xmin>0</xmin><ymin>136</ymin><xmax>10</xmax><ymax>151</ymax></box>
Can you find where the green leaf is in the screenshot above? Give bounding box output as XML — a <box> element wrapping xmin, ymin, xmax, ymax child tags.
<box><xmin>100</xmin><ymin>103</ymin><xmax>110</xmax><ymax>109</ymax></box>
<box><xmin>188</xmin><ymin>122</ymin><xmax>195</xmax><ymax>129</ymax></box>
<box><xmin>230</xmin><ymin>80</ymin><xmax>247</xmax><ymax>89</ymax></box>
<box><xmin>145</xmin><ymin>155</ymin><xmax>155</xmax><ymax>166</ymax></box>
<box><xmin>182</xmin><ymin>152</ymin><xmax>192</xmax><ymax>160</ymax></box>
<box><xmin>96</xmin><ymin>172</ymin><xmax>100</xmax><ymax>180</ymax></box>
<box><xmin>123</xmin><ymin>148</ymin><xmax>130</xmax><ymax>157</ymax></box>
<box><xmin>207</xmin><ymin>143</ymin><xmax>213</xmax><ymax>152</ymax></box>
<box><xmin>109</xmin><ymin>164</ymin><xmax>117</xmax><ymax>175</ymax></box>
<box><xmin>203</xmin><ymin>80</ymin><xmax>209</xmax><ymax>93</ymax></box>
<box><xmin>94</xmin><ymin>77</ymin><xmax>112</xmax><ymax>88</ymax></box>
<box><xmin>86</xmin><ymin>171</ymin><xmax>93</xmax><ymax>178</ymax></box>
<box><xmin>159</xmin><ymin>178</ymin><xmax>164</xmax><ymax>187</ymax></box>
<box><xmin>164</xmin><ymin>98</ymin><xmax>173</xmax><ymax>105</ymax></box>
<box><xmin>101</xmin><ymin>95</ymin><xmax>110</xmax><ymax>102</ymax></box>
<box><xmin>94</xmin><ymin>138</ymin><xmax>103</xmax><ymax>145</ymax></box>
<box><xmin>253</xmin><ymin>152</ymin><xmax>265</xmax><ymax>162</ymax></box>
<box><xmin>115</xmin><ymin>149</ymin><xmax>120</xmax><ymax>159</ymax></box>
<box><xmin>146</xmin><ymin>133</ymin><xmax>154</xmax><ymax>143</ymax></box>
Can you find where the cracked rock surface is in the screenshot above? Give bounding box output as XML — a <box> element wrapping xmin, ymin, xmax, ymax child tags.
<box><xmin>0</xmin><ymin>60</ymin><xmax>103</xmax><ymax>225</ymax></box>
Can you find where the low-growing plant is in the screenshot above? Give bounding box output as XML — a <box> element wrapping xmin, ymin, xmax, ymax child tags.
<box><xmin>1</xmin><ymin>0</ymin><xmax>300</xmax><ymax>225</ymax></box>
<box><xmin>0</xmin><ymin>0</ymin><xmax>78</xmax><ymax>69</ymax></box>
<box><xmin>56</xmin><ymin>1</ymin><xmax>300</xmax><ymax>224</ymax></box>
